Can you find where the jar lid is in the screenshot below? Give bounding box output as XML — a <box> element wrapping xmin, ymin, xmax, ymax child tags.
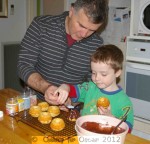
<box><xmin>0</xmin><ymin>111</ymin><xmax>3</xmax><ymax>118</ymax></box>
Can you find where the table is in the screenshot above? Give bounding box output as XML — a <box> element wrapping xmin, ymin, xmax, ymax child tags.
<box><xmin>0</xmin><ymin>88</ymin><xmax>149</xmax><ymax>144</ymax></box>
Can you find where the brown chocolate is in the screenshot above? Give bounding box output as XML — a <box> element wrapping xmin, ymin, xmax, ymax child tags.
<box><xmin>81</xmin><ymin>122</ymin><xmax>125</xmax><ymax>134</ymax></box>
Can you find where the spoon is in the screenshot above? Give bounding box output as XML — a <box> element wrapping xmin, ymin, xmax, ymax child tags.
<box><xmin>66</xmin><ymin>102</ymin><xmax>84</xmax><ymax>111</ymax></box>
<box><xmin>66</xmin><ymin>105</ymin><xmax>74</xmax><ymax>109</ymax></box>
<box><xmin>111</xmin><ymin>114</ymin><xmax>127</xmax><ymax>134</ymax></box>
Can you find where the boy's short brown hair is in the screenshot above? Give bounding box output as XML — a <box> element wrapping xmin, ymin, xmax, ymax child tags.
<box><xmin>91</xmin><ymin>44</ymin><xmax>124</xmax><ymax>72</ymax></box>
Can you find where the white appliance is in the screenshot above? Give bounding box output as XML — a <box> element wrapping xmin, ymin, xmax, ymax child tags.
<box><xmin>138</xmin><ymin>0</ymin><xmax>150</xmax><ymax>34</ymax></box>
<box><xmin>125</xmin><ymin>37</ymin><xmax>150</xmax><ymax>121</ymax></box>
<box><xmin>130</xmin><ymin>0</ymin><xmax>150</xmax><ymax>36</ymax></box>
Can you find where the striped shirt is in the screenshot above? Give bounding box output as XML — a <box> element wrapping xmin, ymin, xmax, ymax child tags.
<box><xmin>17</xmin><ymin>12</ymin><xmax>103</xmax><ymax>100</ymax></box>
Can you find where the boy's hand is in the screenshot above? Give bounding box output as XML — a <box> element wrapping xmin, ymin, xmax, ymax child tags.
<box><xmin>54</xmin><ymin>84</ymin><xmax>70</xmax><ymax>104</ymax></box>
<box><xmin>59</xmin><ymin>98</ymin><xmax>72</xmax><ymax>112</ymax></box>
<box><xmin>59</xmin><ymin>105</ymin><xmax>69</xmax><ymax>112</ymax></box>
<box><xmin>98</xmin><ymin>105</ymin><xmax>113</xmax><ymax>117</ymax></box>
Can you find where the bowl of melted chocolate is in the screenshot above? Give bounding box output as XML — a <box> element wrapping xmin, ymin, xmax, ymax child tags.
<box><xmin>81</xmin><ymin>121</ymin><xmax>125</xmax><ymax>134</ymax></box>
<box><xmin>75</xmin><ymin>115</ymin><xmax>129</xmax><ymax>144</ymax></box>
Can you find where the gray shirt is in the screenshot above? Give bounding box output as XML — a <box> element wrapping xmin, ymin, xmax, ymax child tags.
<box><xmin>17</xmin><ymin>12</ymin><xmax>103</xmax><ymax>100</ymax></box>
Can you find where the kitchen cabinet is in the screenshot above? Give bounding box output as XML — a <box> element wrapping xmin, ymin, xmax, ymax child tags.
<box><xmin>43</xmin><ymin>0</ymin><xmax>76</xmax><ymax>15</ymax></box>
<box><xmin>3</xmin><ymin>43</ymin><xmax>24</xmax><ymax>92</ymax></box>
<box><xmin>133</xmin><ymin>117</ymin><xmax>150</xmax><ymax>140</ymax></box>
<box><xmin>43</xmin><ymin>0</ymin><xmax>65</xmax><ymax>15</ymax></box>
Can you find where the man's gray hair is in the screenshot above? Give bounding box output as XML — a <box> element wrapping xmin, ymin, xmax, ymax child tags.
<box><xmin>72</xmin><ymin>0</ymin><xmax>108</xmax><ymax>24</ymax></box>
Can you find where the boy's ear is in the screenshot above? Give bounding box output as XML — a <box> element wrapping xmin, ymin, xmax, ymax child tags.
<box><xmin>115</xmin><ymin>69</ymin><xmax>122</xmax><ymax>78</ymax></box>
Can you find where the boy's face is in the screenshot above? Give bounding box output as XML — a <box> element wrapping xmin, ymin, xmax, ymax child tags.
<box><xmin>91</xmin><ymin>61</ymin><xmax>121</xmax><ymax>91</ymax></box>
<box><xmin>67</xmin><ymin>7</ymin><xmax>101</xmax><ymax>41</ymax></box>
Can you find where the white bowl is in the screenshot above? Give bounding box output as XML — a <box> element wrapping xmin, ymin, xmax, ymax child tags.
<box><xmin>75</xmin><ymin>115</ymin><xmax>129</xmax><ymax>144</ymax></box>
<box><xmin>75</xmin><ymin>125</ymin><xmax>85</xmax><ymax>136</ymax></box>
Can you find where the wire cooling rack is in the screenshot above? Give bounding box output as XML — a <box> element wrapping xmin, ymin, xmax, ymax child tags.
<box><xmin>12</xmin><ymin>109</ymin><xmax>77</xmax><ymax>141</ymax></box>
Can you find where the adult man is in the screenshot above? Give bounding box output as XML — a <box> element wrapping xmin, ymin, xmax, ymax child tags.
<box><xmin>17</xmin><ymin>0</ymin><xmax>108</xmax><ymax>105</ymax></box>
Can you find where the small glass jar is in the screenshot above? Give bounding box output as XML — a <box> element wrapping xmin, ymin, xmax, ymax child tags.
<box><xmin>6</xmin><ymin>97</ymin><xmax>18</xmax><ymax>116</ymax></box>
<box><xmin>17</xmin><ymin>96</ymin><xmax>25</xmax><ymax>112</ymax></box>
<box><xmin>25</xmin><ymin>86</ymin><xmax>37</xmax><ymax>106</ymax></box>
<box><xmin>29</xmin><ymin>89</ymin><xmax>37</xmax><ymax>106</ymax></box>
<box><xmin>22</xmin><ymin>92</ymin><xmax>30</xmax><ymax>110</ymax></box>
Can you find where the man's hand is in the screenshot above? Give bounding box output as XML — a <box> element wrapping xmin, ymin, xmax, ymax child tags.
<box><xmin>54</xmin><ymin>84</ymin><xmax>70</xmax><ymax>105</ymax></box>
<box><xmin>44</xmin><ymin>85</ymin><xmax>59</xmax><ymax>105</ymax></box>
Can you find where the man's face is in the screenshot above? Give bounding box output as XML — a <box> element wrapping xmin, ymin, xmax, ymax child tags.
<box><xmin>67</xmin><ymin>7</ymin><xmax>102</xmax><ymax>41</ymax></box>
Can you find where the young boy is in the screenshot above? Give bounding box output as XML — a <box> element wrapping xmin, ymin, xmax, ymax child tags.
<box><xmin>55</xmin><ymin>44</ymin><xmax>134</xmax><ymax>132</ymax></box>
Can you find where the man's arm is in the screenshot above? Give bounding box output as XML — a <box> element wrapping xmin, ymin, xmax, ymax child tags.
<box><xmin>27</xmin><ymin>72</ymin><xmax>59</xmax><ymax>105</ymax></box>
<box><xmin>27</xmin><ymin>72</ymin><xmax>50</xmax><ymax>94</ymax></box>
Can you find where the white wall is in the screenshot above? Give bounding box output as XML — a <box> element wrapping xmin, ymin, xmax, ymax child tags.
<box><xmin>109</xmin><ymin>0</ymin><xmax>131</xmax><ymax>7</ymax></box>
<box><xmin>0</xmin><ymin>0</ymin><xmax>27</xmax><ymax>89</ymax></box>
<box><xmin>0</xmin><ymin>0</ymin><xmax>27</xmax><ymax>42</ymax></box>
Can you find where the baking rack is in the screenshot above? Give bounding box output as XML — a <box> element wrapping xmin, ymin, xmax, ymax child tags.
<box><xmin>12</xmin><ymin>110</ymin><xmax>77</xmax><ymax>141</ymax></box>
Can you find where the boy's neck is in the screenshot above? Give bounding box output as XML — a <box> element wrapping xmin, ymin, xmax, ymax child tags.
<box><xmin>102</xmin><ymin>85</ymin><xmax>120</xmax><ymax>92</ymax></box>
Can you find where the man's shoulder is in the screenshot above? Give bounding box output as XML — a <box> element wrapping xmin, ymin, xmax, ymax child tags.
<box><xmin>33</xmin><ymin>11</ymin><xmax>68</xmax><ymax>25</ymax></box>
<box><xmin>83</xmin><ymin>33</ymin><xmax>103</xmax><ymax>47</ymax></box>
<box><xmin>92</xmin><ymin>33</ymin><xmax>103</xmax><ymax>42</ymax></box>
